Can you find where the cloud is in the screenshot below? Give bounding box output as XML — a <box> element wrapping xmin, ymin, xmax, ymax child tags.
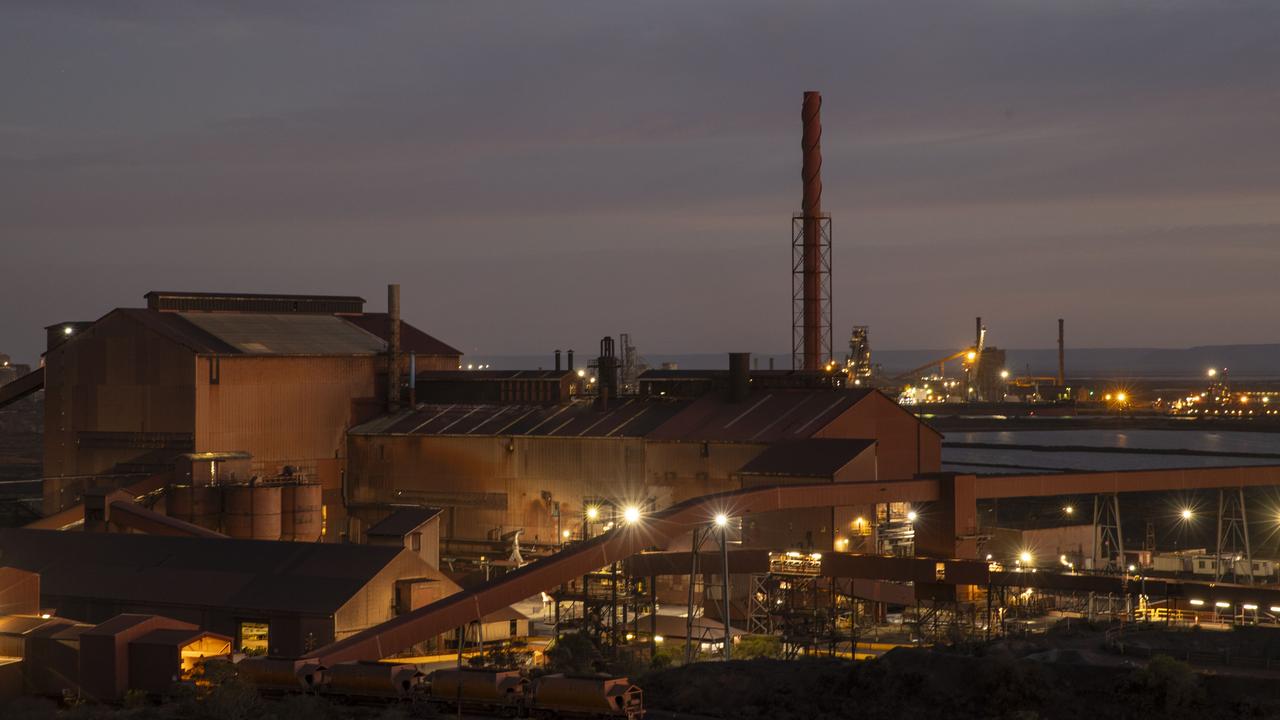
<box><xmin>2</xmin><ymin>1</ymin><xmax>1280</xmax><ymax>363</ymax></box>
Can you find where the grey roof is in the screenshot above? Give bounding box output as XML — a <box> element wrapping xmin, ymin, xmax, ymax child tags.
<box><xmin>0</xmin><ymin>529</ymin><xmax>417</xmax><ymax>616</ymax></box>
<box><xmin>180</xmin><ymin>313</ymin><xmax>385</xmax><ymax>355</ymax></box>
<box><xmin>367</xmin><ymin>507</ymin><xmax>443</xmax><ymax>538</ymax></box>
<box><xmin>737</xmin><ymin>438</ymin><xmax>876</xmax><ymax>477</ymax></box>
<box><xmin>350</xmin><ymin>398</ymin><xmax>690</xmax><ymax>438</ymax></box>
<box><xmin>344</xmin><ymin>314</ymin><xmax>462</xmax><ymax>357</ymax></box>
<box><xmin>109</xmin><ymin>307</ymin><xmax>454</xmax><ymax>358</ymax></box>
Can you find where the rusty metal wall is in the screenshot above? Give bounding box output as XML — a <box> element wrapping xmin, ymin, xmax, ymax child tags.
<box><xmin>194</xmin><ymin>355</ymin><xmax>377</xmax><ymax>483</ymax></box>
<box><xmin>347</xmin><ymin>434</ymin><xmax>649</xmax><ymax>543</ymax></box>
<box><xmin>814</xmin><ymin>391</ymin><xmax>942</xmax><ymax>478</ymax></box>
<box><xmin>42</xmin><ymin>312</ymin><xmax>197</xmax><ymax>513</ymax></box>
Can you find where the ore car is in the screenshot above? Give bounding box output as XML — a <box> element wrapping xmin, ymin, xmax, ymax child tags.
<box><xmin>529</xmin><ymin>674</ymin><xmax>644</xmax><ymax>720</ymax></box>
<box><xmin>428</xmin><ymin>667</ymin><xmax>527</xmax><ymax>717</ymax></box>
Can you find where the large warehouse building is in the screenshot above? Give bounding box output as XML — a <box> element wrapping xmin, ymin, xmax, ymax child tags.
<box><xmin>345</xmin><ymin>372</ymin><xmax>940</xmax><ymax>549</ymax></box>
<box><xmin>37</xmin><ymin>289</ymin><xmax>460</xmax><ymax>539</ymax></box>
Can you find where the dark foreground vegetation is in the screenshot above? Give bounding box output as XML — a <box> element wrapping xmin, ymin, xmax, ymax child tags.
<box><xmin>5</xmin><ymin>629</ymin><xmax>1280</xmax><ymax>720</ymax></box>
<box><xmin>644</xmin><ymin>650</ymin><xmax>1280</xmax><ymax>720</ymax></box>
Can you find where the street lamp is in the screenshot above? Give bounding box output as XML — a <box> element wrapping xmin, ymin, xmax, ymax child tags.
<box><xmin>1181</xmin><ymin>508</ymin><xmax>1193</xmax><ymax>521</ymax></box>
<box><xmin>714</xmin><ymin>513</ymin><xmax>729</xmax><ymax>528</ymax></box>
<box><xmin>622</xmin><ymin>506</ymin><xmax>641</xmax><ymax>524</ymax></box>
<box><xmin>906</xmin><ymin>511</ymin><xmax>918</xmax><ymax>523</ymax></box>
<box><xmin>586</xmin><ymin>506</ymin><xmax>600</xmax><ymax>521</ymax></box>
<box><xmin>1019</xmin><ymin>551</ymin><xmax>1033</xmax><ymax>565</ymax></box>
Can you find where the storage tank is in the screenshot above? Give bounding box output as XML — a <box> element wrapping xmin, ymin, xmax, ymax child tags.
<box><xmin>325</xmin><ymin>661</ymin><xmax>423</xmax><ymax>698</ymax></box>
<box><xmin>532</xmin><ymin>675</ymin><xmax>643</xmax><ymax>719</ymax></box>
<box><xmin>280</xmin><ymin>482</ymin><xmax>323</xmax><ymax>542</ymax></box>
<box><xmin>166</xmin><ymin>484</ymin><xmax>223</xmax><ymax>533</ymax></box>
<box><xmin>223</xmin><ymin>484</ymin><xmax>283</xmax><ymax>540</ymax></box>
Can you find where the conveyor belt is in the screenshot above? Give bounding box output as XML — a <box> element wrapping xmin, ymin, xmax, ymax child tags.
<box><xmin>308</xmin><ymin>478</ymin><xmax>939</xmax><ymax>664</ymax></box>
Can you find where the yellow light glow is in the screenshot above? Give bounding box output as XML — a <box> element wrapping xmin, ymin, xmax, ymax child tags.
<box><xmin>999</xmin><ymin>370</ymin><xmax>1010</xmax><ymax>379</ymax></box>
<box><xmin>1181</xmin><ymin>508</ymin><xmax>1193</xmax><ymax>520</ymax></box>
<box><xmin>1019</xmin><ymin>551</ymin><xmax>1033</xmax><ymax>564</ymax></box>
<box><xmin>906</xmin><ymin>510</ymin><xmax>917</xmax><ymax>522</ymax></box>
<box><xmin>623</xmin><ymin>506</ymin><xmax>641</xmax><ymax>524</ymax></box>
<box><xmin>714</xmin><ymin>513</ymin><xmax>729</xmax><ymax>528</ymax></box>
<box><xmin>654</xmin><ymin>635</ymin><xmax>664</xmax><ymax>643</ymax></box>
<box><xmin>1064</xmin><ymin>505</ymin><xmax>1074</xmax><ymax>515</ymax></box>
<box><xmin>966</xmin><ymin>351</ymin><xmax>977</xmax><ymax>362</ymax></box>
<box><xmin>562</xmin><ymin>529</ymin><xmax>571</xmax><ymax>539</ymax></box>
<box><xmin>576</xmin><ymin>369</ymin><xmax>586</xmax><ymax>378</ymax></box>
<box><xmin>586</xmin><ymin>506</ymin><xmax>599</xmax><ymax>521</ymax></box>
<box><xmin>1207</xmin><ymin>368</ymin><xmax>1217</xmax><ymax>378</ymax></box>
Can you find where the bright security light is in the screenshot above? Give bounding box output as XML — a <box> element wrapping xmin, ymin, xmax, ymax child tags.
<box><xmin>906</xmin><ymin>511</ymin><xmax>918</xmax><ymax>522</ymax></box>
<box><xmin>1181</xmin><ymin>508</ymin><xmax>1193</xmax><ymax>521</ymax></box>
<box><xmin>63</xmin><ymin>326</ymin><xmax>73</xmax><ymax>336</ymax></box>
<box><xmin>585</xmin><ymin>506</ymin><xmax>600</xmax><ymax>521</ymax></box>
<box><xmin>1064</xmin><ymin>505</ymin><xmax>1074</xmax><ymax>515</ymax></box>
<box><xmin>623</xmin><ymin>506</ymin><xmax>641</xmax><ymax>524</ymax></box>
<box><xmin>1019</xmin><ymin>551</ymin><xmax>1033</xmax><ymax>564</ymax></box>
<box><xmin>714</xmin><ymin>513</ymin><xmax>729</xmax><ymax>528</ymax></box>
<box><xmin>1207</xmin><ymin>368</ymin><xmax>1218</xmax><ymax>378</ymax></box>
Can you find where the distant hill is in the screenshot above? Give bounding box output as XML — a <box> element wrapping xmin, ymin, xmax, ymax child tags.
<box><xmin>469</xmin><ymin>344</ymin><xmax>1280</xmax><ymax>379</ymax></box>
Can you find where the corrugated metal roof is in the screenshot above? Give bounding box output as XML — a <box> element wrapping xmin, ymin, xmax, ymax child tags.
<box><xmin>180</xmin><ymin>313</ymin><xmax>386</xmax><ymax>355</ymax></box>
<box><xmin>0</xmin><ymin>529</ymin><xmax>426</xmax><ymax>616</ymax></box>
<box><xmin>351</xmin><ymin>399</ymin><xmax>689</xmax><ymax>438</ymax></box>
<box><xmin>645</xmin><ymin>389</ymin><xmax>874</xmax><ymax>442</ymax></box>
<box><xmin>345</xmin><ymin>314</ymin><xmax>461</xmax><ymax>357</ymax></box>
<box><xmin>111</xmin><ymin>308</ymin><xmax>454</xmax><ymax>358</ymax></box>
<box><xmin>367</xmin><ymin>507</ymin><xmax>443</xmax><ymax>538</ymax></box>
<box><xmin>737</xmin><ymin>438</ymin><xmax>875</xmax><ymax>477</ymax></box>
<box><xmin>132</xmin><ymin>627</ymin><xmax>216</xmax><ymax>646</ymax></box>
<box><xmin>415</xmin><ymin>370</ymin><xmax>568</xmax><ymax>381</ymax></box>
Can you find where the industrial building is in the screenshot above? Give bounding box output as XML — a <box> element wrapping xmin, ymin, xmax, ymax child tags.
<box><xmin>30</xmin><ymin>288</ymin><xmax>459</xmax><ymax>541</ymax></box>
<box><xmin>344</xmin><ymin>366</ymin><xmax>941</xmax><ymax>549</ymax></box>
<box><xmin>0</xmin><ymin>528</ymin><xmax>457</xmax><ymax>657</ymax></box>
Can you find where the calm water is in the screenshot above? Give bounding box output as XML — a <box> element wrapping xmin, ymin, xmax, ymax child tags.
<box><xmin>942</xmin><ymin>429</ymin><xmax>1280</xmax><ymax>474</ymax></box>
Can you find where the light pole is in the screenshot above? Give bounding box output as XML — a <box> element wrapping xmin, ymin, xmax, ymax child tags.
<box><xmin>715</xmin><ymin>513</ymin><xmax>731</xmax><ymax>661</ymax></box>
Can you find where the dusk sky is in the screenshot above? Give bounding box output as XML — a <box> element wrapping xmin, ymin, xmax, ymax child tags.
<box><xmin>4</xmin><ymin>1</ymin><xmax>1280</xmax><ymax>365</ymax></box>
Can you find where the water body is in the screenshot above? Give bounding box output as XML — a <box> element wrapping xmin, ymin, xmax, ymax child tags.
<box><xmin>943</xmin><ymin>429</ymin><xmax>1280</xmax><ymax>474</ymax></box>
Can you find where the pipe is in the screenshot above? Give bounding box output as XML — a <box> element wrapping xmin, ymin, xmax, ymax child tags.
<box><xmin>409</xmin><ymin>352</ymin><xmax>417</xmax><ymax>406</ymax></box>
<box><xmin>1057</xmin><ymin>319</ymin><xmax>1065</xmax><ymax>387</ymax></box>
<box><xmin>387</xmin><ymin>284</ymin><xmax>402</xmax><ymax>412</ymax></box>
<box><xmin>728</xmin><ymin>353</ymin><xmax>750</xmax><ymax>403</ymax></box>
<box><xmin>801</xmin><ymin>91</ymin><xmax>823</xmax><ymax>371</ymax></box>
<box><xmin>567</xmin><ymin>350</ymin><xmax>575</xmax><ymax>372</ymax></box>
<box><xmin>555</xmin><ymin>349</ymin><xmax>562</xmax><ymax>373</ymax></box>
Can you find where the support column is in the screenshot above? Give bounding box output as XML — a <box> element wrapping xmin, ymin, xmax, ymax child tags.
<box><xmin>1092</xmin><ymin>494</ymin><xmax>1124</xmax><ymax>572</ymax></box>
<box><xmin>1216</xmin><ymin>487</ymin><xmax>1253</xmax><ymax>584</ymax></box>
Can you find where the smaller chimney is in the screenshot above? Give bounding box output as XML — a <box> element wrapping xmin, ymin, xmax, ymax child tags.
<box><xmin>729</xmin><ymin>353</ymin><xmax>751</xmax><ymax>403</ymax></box>
<box><xmin>387</xmin><ymin>284</ymin><xmax>402</xmax><ymax>412</ymax></box>
<box><xmin>975</xmin><ymin>316</ymin><xmax>982</xmax><ymax>348</ymax></box>
<box><xmin>1057</xmin><ymin>318</ymin><xmax>1065</xmax><ymax>387</ymax></box>
<box><xmin>555</xmin><ymin>349</ymin><xmax>562</xmax><ymax>372</ymax></box>
<box><xmin>567</xmin><ymin>349</ymin><xmax>575</xmax><ymax>372</ymax></box>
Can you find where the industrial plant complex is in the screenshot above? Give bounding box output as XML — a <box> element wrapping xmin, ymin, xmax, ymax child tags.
<box><xmin>1</xmin><ymin>89</ymin><xmax>1279</xmax><ymax>718</ymax></box>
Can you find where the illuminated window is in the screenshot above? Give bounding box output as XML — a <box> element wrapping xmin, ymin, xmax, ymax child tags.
<box><xmin>238</xmin><ymin>621</ymin><xmax>269</xmax><ymax>655</ymax></box>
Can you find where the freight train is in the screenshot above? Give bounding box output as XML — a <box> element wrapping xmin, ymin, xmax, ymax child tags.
<box><xmin>236</xmin><ymin>658</ymin><xmax>644</xmax><ymax>719</ymax></box>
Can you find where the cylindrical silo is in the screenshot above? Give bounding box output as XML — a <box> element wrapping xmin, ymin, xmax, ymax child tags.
<box><xmin>223</xmin><ymin>484</ymin><xmax>283</xmax><ymax>540</ymax></box>
<box><xmin>166</xmin><ymin>484</ymin><xmax>223</xmax><ymax>533</ymax></box>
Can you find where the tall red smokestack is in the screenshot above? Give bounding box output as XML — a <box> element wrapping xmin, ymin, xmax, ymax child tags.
<box><xmin>801</xmin><ymin>91</ymin><xmax>823</xmax><ymax>371</ymax></box>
